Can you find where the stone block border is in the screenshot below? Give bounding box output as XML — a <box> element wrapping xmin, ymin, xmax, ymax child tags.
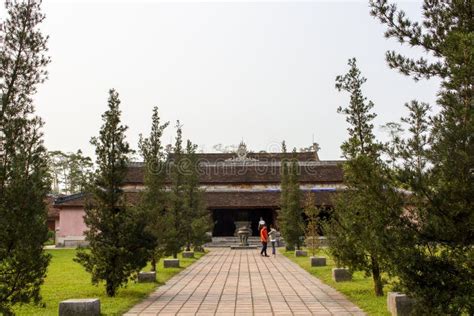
<box><xmin>332</xmin><ymin>267</ymin><xmax>352</xmax><ymax>282</ymax></box>
<box><xmin>137</xmin><ymin>271</ymin><xmax>156</xmax><ymax>283</ymax></box>
<box><xmin>387</xmin><ymin>292</ymin><xmax>415</xmax><ymax>316</ymax></box>
<box><xmin>59</xmin><ymin>298</ymin><xmax>100</xmax><ymax>316</ymax></box>
<box><xmin>182</xmin><ymin>251</ymin><xmax>194</xmax><ymax>258</ymax></box>
<box><xmin>310</xmin><ymin>256</ymin><xmax>326</xmax><ymax>267</ymax></box>
<box><xmin>164</xmin><ymin>259</ymin><xmax>180</xmax><ymax>268</ymax></box>
<box><xmin>295</xmin><ymin>250</ymin><xmax>307</xmax><ymax>257</ymax></box>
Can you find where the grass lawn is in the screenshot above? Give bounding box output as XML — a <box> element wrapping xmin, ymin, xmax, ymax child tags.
<box><xmin>281</xmin><ymin>248</ymin><xmax>391</xmax><ymax>316</ymax></box>
<box><xmin>13</xmin><ymin>249</ymin><xmax>206</xmax><ymax>316</ymax></box>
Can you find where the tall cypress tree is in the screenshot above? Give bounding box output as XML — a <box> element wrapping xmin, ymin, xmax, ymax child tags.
<box><xmin>325</xmin><ymin>58</ymin><xmax>403</xmax><ymax>296</ymax></box>
<box><xmin>279</xmin><ymin>146</ymin><xmax>304</xmax><ymax>251</ymax></box>
<box><xmin>138</xmin><ymin>106</ymin><xmax>169</xmax><ymax>271</ymax></box>
<box><xmin>279</xmin><ymin>141</ymin><xmax>289</xmax><ymax>223</ymax></box>
<box><xmin>279</xmin><ymin>141</ymin><xmax>289</xmax><ymax>248</ymax></box>
<box><xmin>288</xmin><ymin>148</ymin><xmax>304</xmax><ymax>250</ymax></box>
<box><xmin>75</xmin><ymin>89</ymin><xmax>152</xmax><ymax>297</ymax></box>
<box><xmin>164</xmin><ymin>121</ymin><xmax>186</xmax><ymax>258</ymax></box>
<box><xmin>370</xmin><ymin>1</ymin><xmax>473</xmax><ymax>312</ymax></box>
<box><xmin>0</xmin><ymin>1</ymin><xmax>51</xmax><ymax>313</ymax></box>
<box><xmin>183</xmin><ymin>140</ymin><xmax>212</xmax><ymax>251</ymax></box>
<box><xmin>304</xmin><ymin>193</ymin><xmax>320</xmax><ymax>257</ymax></box>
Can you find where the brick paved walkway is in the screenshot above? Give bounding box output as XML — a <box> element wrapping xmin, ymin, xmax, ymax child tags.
<box><xmin>124</xmin><ymin>248</ymin><xmax>365</xmax><ymax>315</ymax></box>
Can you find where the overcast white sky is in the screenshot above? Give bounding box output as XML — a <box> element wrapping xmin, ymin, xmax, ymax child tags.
<box><xmin>4</xmin><ymin>0</ymin><xmax>440</xmax><ymax>160</ymax></box>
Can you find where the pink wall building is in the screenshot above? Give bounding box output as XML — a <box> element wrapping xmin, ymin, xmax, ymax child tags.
<box><xmin>55</xmin><ymin>195</ymin><xmax>89</xmax><ymax>247</ymax></box>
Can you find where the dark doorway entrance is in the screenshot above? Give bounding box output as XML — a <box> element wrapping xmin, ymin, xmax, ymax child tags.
<box><xmin>212</xmin><ymin>209</ymin><xmax>274</xmax><ymax>236</ymax></box>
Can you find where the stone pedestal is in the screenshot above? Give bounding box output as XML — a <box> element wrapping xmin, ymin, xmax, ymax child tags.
<box><xmin>164</xmin><ymin>259</ymin><xmax>180</xmax><ymax>268</ymax></box>
<box><xmin>59</xmin><ymin>298</ymin><xmax>100</xmax><ymax>316</ymax></box>
<box><xmin>387</xmin><ymin>292</ymin><xmax>415</xmax><ymax>316</ymax></box>
<box><xmin>332</xmin><ymin>268</ymin><xmax>352</xmax><ymax>282</ymax></box>
<box><xmin>137</xmin><ymin>271</ymin><xmax>156</xmax><ymax>283</ymax></box>
<box><xmin>310</xmin><ymin>257</ymin><xmax>326</xmax><ymax>267</ymax></box>
<box><xmin>234</xmin><ymin>221</ymin><xmax>251</xmax><ymax>236</ymax></box>
<box><xmin>182</xmin><ymin>251</ymin><xmax>194</xmax><ymax>258</ymax></box>
<box><xmin>295</xmin><ymin>250</ymin><xmax>307</xmax><ymax>257</ymax></box>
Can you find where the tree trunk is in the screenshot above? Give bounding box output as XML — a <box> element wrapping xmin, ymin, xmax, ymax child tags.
<box><xmin>106</xmin><ymin>281</ymin><xmax>116</xmax><ymax>297</ymax></box>
<box><xmin>151</xmin><ymin>258</ymin><xmax>156</xmax><ymax>272</ymax></box>
<box><xmin>371</xmin><ymin>256</ymin><xmax>383</xmax><ymax>296</ymax></box>
<box><xmin>173</xmin><ymin>252</ymin><xmax>177</xmax><ymax>259</ymax></box>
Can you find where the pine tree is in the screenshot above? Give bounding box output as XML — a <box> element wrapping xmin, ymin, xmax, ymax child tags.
<box><xmin>325</xmin><ymin>58</ymin><xmax>403</xmax><ymax>296</ymax></box>
<box><xmin>191</xmin><ymin>206</ymin><xmax>212</xmax><ymax>252</ymax></box>
<box><xmin>75</xmin><ymin>89</ymin><xmax>152</xmax><ymax>297</ymax></box>
<box><xmin>48</xmin><ymin>150</ymin><xmax>93</xmax><ymax>194</ymax></box>
<box><xmin>48</xmin><ymin>150</ymin><xmax>69</xmax><ymax>194</ymax></box>
<box><xmin>183</xmin><ymin>140</ymin><xmax>212</xmax><ymax>251</ymax></box>
<box><xmin>370</xmin><ymin>1</ymin><xmax>473</xmax><ymax>312</ymax></box>
<box><xmin>279</xmin><ymin>141</ymin><xmax>289</xmax><ymax>248</ymax></box>
<box><xmin>182</xmin><ymin>140</ymin><xmax>195</xmax><ymax>252</ymax></box>
<box><xmin>279</xmin><ymin>146</ymin><xmax>304</xmax><ymax>251</ymax></box>
<box><xmin>288</xmin><ymin>149</ymin><xmax>304</xmax><ymax>249</ymax></box>
<box><xmin>138</xmin><ymin>106</ymin><xmax>169</xmax><ymax>271</ymax></box>
<box><xmin>304</xmin><ymin>193</ymin><xmax>320</xmax><ymax>257</ymax></box>
<box><xmin>164</xmin><ymin>121</ymin><xmax>187</xmax><ymax>258</ymax></box>
<box><xmin>279</xmin><ymin>141</ymin><xmax>289</xmax><ymax>224</ymax></box>
<box><xmin>0</xmin><ymin>0</ymin><xmax>51</xmax><ymax>313</ymax></box>
<box><xmin>67</xmin><ymin>150</ymin><xmax>93</xmax><ymax>194</ymax></box>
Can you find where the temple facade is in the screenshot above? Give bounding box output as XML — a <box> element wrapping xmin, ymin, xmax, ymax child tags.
<box><xmin>54</xmin><ymin>143</ymin><xmax>345</xmax><ymax>246</ymax></box>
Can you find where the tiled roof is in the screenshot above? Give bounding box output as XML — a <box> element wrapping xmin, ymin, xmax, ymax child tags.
<box><xmin>204</xmin><ymin>190</ymin><xmax>335</xmax><ymax>208</ymax></box>
<box><xmin>55</xmin><ymin>154</ymin><xmax>344</xmax><ymax>208</ymax></box>
<box><xmin>55</xmin><ymin>190</ymin><xmax>336</xmax><ymax>208</ymax></box>
<box><xmin>125</xmin><ymin>161</ymin><xmax>344</xmax><ymax>184</ymax></box>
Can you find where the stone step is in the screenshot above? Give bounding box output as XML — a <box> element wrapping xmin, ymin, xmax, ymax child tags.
<box><xmin>210</xmin><ymin>237</ymin><xmax>260</xmax><ymax>241</ymax></box>
<box><xmin>204</xmin><ymin>236</ymin><xmax>284</xmax><ymax>248</ymax></box>
<box><xmin>205</xmin><ymin>237</ymin><xmax>262</xmax><ymax>247</ymax></box>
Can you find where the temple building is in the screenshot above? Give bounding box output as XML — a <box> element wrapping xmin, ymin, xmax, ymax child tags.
<box><xmin>54</xmin><ymin>143</ymin><xmax>344</xmax><ymax>246</ymax></box>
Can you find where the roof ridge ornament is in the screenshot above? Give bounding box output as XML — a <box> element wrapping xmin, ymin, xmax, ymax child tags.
<box><xmin>226</xmin><ymin>141</ymin><xmax>258</xmax><ymax>162</ymax></box>
<box><xmin>312</xmin><ymin>142</ymin><xmax>320</xmax><ymax>153</ymax></box>
<box><xmin>312</xmin><ymin>142</ymin><xmax>321</xmax><ymax>161</ymax></box>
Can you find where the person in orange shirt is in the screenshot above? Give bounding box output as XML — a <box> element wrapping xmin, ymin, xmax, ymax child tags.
<box><xmin>260</xmin><ymin>224</ymin><xmax>269</xmax><ymax>257</ymax></box>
